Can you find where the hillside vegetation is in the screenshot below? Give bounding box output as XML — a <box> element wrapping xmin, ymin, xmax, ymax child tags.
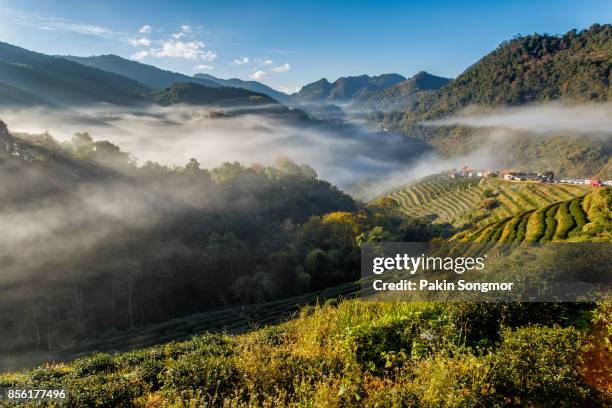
<box><xmin>1</xmin><ymin>149</ymin><xmax>610</xmax><ymax>405</ymax></box>
<box><xmin>377</xmin><ymin>174</ymin><xmax>594</xmax><ymax>227</ymax></box>
<box><xmin>151</xmin><ymin>82</ymin><xmax>277</xmax><ymax>108</ymax></box>
<box><xmin>373</xmin><ymin>24</ymin><xmax>612</xmax><ymax>179</ymax></box>
<box><xmin>1</xmin><ymin>300</ymin><xmax>609</xmax><ymax>407</ymax></box>
<box><xmin>452</xmin><ymin>187</ymin><xmax>612</xmax><ymax>243</ymax></box>
<box><xmin>396</xmin><ymin>24</ymin><xmax>611</xmax><ymax>124</ymax></box>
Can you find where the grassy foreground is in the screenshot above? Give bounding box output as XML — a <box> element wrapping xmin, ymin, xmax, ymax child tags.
<box><xmin>1</xmin><ymin>300</ymin><xmax>610</xmax><ymax>407</ymax></box>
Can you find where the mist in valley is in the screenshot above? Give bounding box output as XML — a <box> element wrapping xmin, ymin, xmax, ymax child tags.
<box><xmin>425</xmin><ymin>102</ymin><xmax>612</xmax><ymax>136</ymax></box>
<box><xmin>0</xmin><ymin>104</ymin><xmax>429</xmax><ymax>188</ymax></box>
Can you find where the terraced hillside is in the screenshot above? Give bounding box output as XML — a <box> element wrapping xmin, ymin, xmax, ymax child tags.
<box><xmin>452</xmin><ymin>187</ymin><xmax>611</xmax><ymax>243</ymax></box>
<box><xmin>380</xmin><ymin>174</ymin><xmax>594</xmax><ymax>227</ymax></box>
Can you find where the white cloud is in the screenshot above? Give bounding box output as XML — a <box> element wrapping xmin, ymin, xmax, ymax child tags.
<box><xmin>5</xmin><ymin>8</ymin><xmax>122</xmax><ymax>38</ymax></box>
<box><xmin>196</xmin><ymin>64</ymin><xmax>214</xmax><ymax>70</ymax></box>
<box><xmin>139</xmin><ymin>25</ymin><xmax>152</xmax><ymax>34</ymax></box>
<box><xmin>56</xmin><ymin>22</ymin><xmax>114</xmax><ymax>36</ymax></box>
<box><xmin>250</xmin><ymin>70</ymin><xmax>268</xmax><ymax>80</ymax></box>
<box><xmin>200</xmin><ymin>50</ymin><xmax>217</xmax><ymax>61</ymax></box>
<box><xmin>271</xmin><ymin>63</ymin><xmax>290</xmax><ymax>73</ymax></box>
<box><xmin>131</xmin><ymin>51</ymin><xmax>149</xmax><ymax>60</ymax></box>
<box><xmin>248</xmin><ymin>63</ymin><xmax>291</xmax><ymax>80</ymax></box>
<box><xmin>134</xmin><ymin>40</ymin><xmax>217</xmax><ymax>61</ymax></box>
<box><xmin>172</xmin><ymin>25</ymin><xmax>193</xmax><ymax>39</ymax></box>
<box><xmin>128</xmin><ymin>37</ymin><xmax>151</xmax><ymax>47</ymax></box>
<box><xmin>279</xmin><ymin>85</ymin><xmax>300</xmax><ymax>94</ymax></box>
<box><xmin>426</xmin><ymin>103</ymin><xmax>612</xmax><ymax>135</ymax></box>
<box><xmin>232</xmin><ymin>57</ymin><xmax>250</xmax><ymax>65</ymax></box>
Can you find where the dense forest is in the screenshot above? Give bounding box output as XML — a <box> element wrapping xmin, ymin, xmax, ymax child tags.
<box><xmin>396</xmin><ymin>24</ymin><xmax>611</xmax><ymax>123</ymax></box>
<box><xmin>0</xmin><ymin>120</ymin><xmax>442</xmax><ymax>354</ymax></box>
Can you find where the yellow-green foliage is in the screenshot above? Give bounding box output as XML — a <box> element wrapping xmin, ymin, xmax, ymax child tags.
<box><xmin>378</xmin><ymin>174</ymin><xmax>593</xmax><ymax>228</ymax></box>
<box><xmin>1</xmin><ymin>301</ymin><xmax>607</xmax><ymax>407</ymax></box>
<box><xmin>525</xmin><ymin>207</ymin><xmax>547</xmax><ymax>242</ymax></box>
<box><xmin>555</xmin><ymin>201</ymin><xmax>576</xmax><ymax>240</ymax></box>
<box><xmin>454</xmin><ymin>188</ymin><xmax>611</xmax><ymax>243</ymax></box>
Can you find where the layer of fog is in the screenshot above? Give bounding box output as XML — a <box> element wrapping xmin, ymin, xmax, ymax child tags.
<box><xmin>346</xmin><ymin>144</ymin><xmax>500</xmax><ymax>200</ymax></box>
<box><xmin>0</xmin><ymin>105</ymin><xmax>428</xmax><ymax>188</ymax></box>
<box><xmin>425</xmin><ymin>103</ymin><xmax>612</xmax><ymax>135</ymax></box>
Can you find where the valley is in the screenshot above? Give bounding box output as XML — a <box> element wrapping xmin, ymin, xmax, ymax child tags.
<box><xmin>0</xmin><ymin>16</ymin><xmax>609</xmax><ymax>407</ymax></box>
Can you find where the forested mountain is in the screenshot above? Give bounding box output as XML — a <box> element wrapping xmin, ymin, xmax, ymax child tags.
<box><xmin>64</xmin><ymin>54</ymin><xmax>221</xmax><ymax>90</ymax></box>
<box><xmin>63</xmin><ymin>55</ymin><xmax>293</xmax><ymax>104</ymax></box>
<box><xmin>0</xmin><ymin>42</ymin><xmax>150</xmax><ymax>106</ymax></box>
<box><xmin>352</xmin><ymin>71</ymin><xmax>450</xmax><ymax>111</ymax></box>
<box><xmin>151</xmin><ymin>82</ymin><xmax>277</xmax><ymax>108</ymax></box>
<box><xmin>387</xmin><ymin>24</ymin><xmax>611</xmax><ymax>125</ymax></box>
<box><xmin>294</xmin><ymin>73</ymin><xmax>406</xmax><ymax>103</ymax></box>
<box><xmin>0</xmin><ymin>118</ymin><xmax>375</xmax><ymax>354</ymax></box>
<box><xmin>374</xmin><ymin>24</ymin><xmax>612</xmax><ymax>178</ymax></box>
<box><xmin>194</xmin><ymin>73</ymin><xmax>293</xmax><ymax>104</ymax></box>
<box><xmin>0</xmin><ymin>81</ymin><xmax>51</xmax><ymax>107</ymax></box>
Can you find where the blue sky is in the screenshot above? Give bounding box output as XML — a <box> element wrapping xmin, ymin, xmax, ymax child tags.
<box><xmin>0</xmin><ymin>0</ymin><xmax>610</xmax><ymax>93</ymax></box>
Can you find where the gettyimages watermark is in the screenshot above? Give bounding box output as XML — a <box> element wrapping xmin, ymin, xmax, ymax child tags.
<box><xmin>361</xmin><ymin>242</ymin><xmax>611</xmax><ymax>302</ymax></box>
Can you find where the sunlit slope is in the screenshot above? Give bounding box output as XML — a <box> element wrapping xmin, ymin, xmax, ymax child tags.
<box><xmin>0</xmin><ymin>282</ymin><xmax>358</xmax><ymax>371</ymax></box>
<box><xmin>451</xmin><ymin>187</ymin><xmax>611</xmax><ymax>242</ymax></box>
<box><xmin>379</xmin><ymin>175</ymin><xmax>594</xmax><ymax>227</ymax></box>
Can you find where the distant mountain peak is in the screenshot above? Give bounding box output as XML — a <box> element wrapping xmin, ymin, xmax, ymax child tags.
<box><xmin>349</xmin><ymin>71</ymin><xmax>451</xmax><ymax>111</ymax></box>
<box><xmin>295</xmin><ymin>73</ymin><xmax>406</xmax><ymax>103</ymax></box>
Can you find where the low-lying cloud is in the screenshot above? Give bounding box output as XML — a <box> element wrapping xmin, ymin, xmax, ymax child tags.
<box><xmin>0</xmin><ymin>105</ymin><xmax>429</xmax><ymax>188</ymax></box>
<box><xmin>426</xmin><ymin>103</ymin><xmax>612</xmax><ymax>135</ymax></box>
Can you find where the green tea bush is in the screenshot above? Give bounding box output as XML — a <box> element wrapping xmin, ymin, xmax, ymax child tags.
<box><xmin>65</xmin><ymin>374</ymin><xmax>143</xmax><ymax>408</ymax></box>
<box><xmin>515</xmin><ymin>213</ymin><xmax>530</xmax><ymax>242</ymax></box>
<box><xmin>71</xmin><ymin>353</ymin><xmax>117</xmax><ymax>377</ymax></box>
<box><xmin>569</xmin><ymin>198</ymin><xmax>588</xmax><ymax>232</ymax></box>
<box><xmin>344</xmin><ymin>317</ymin><xmax>419</xmax><ymax>372</ymax></box>
<box><xmin>162</xmin><ymin>353</ymin><xmax>238</xmax><ymax>400</ymax></box>
<box><xmin>526</xmin><ymin>207</ymin><xmax>547</xmax><ymax>242</ymax></box>
<box><xmin>490</xmin><ymin>325</ymin><xmax>596</xmax><ymax>406</ymax></box>
<box><xmin>555</xmin><ymin>201</ymin><xmax>576</xmax><ymax>240</ymax></box>
<box><xmin>541</xmin><ymin>204</ymin><xmax>559</xmax><ymax>241</ymax></box>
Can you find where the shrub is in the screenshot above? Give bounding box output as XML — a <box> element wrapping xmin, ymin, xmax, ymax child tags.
<box><xmin>554</xmin><ymin>201</ymin><xmax>575</xmax><ymax>240</ymax></box>
<box><xmin>65</xmin><ymin>374</ymin><xmax>144</xmax><ymax>408</ymax></box>
<box><xmin>71</xmin><ymin>353</ymin><xmax>117</xmax><ymax>377</ymax></box>
<box><xmin>541</xmin><ymin>204</ymin><xmax>559</xmax><ymax>242</ymax></box>
<box><xmin>569</xmin><ymin>198</ymin><xmax>588</xmax><ymax>233</ymax></box>
<box><xmin>515</xmin><ymin>213</ymin><xmax>530</xmax><ymax>242</ymax></box>
<box><xmin>525</xmin><ymin>208</ymin><xmax>547</xmax><ymax>242</ymax></box>
<box><xmin>490</xmin><ymin>325</ymin><xmax>596</xmax><ymax>406</ymax></box>
<box><xmin>162</xmin><ymin>354</ymin><xmax>238</xmax><ymax>400</ymax></box>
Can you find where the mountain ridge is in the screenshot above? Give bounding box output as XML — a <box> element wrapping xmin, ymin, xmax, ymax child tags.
<box><xmin>0</xmin><ymin>42</ymin><xmax>150</xmax><ymax>106</ymax></box>
<box><xmin>352</xmin><ymin>71</ymin><xmax>451</xmax><ymax>111</ymax></box>
<box><xmin>295</xmin><ymin>73</ymin><xmax>407</xmax><ymax>103</ymax></box>
<box><xmin>63</xmin><ymin>54</ymin><xmax>221</xmax><ymax>90</ymax></box>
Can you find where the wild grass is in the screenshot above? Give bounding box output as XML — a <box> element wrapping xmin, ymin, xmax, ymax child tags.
<box><xmin>1</xmin><ymin>301</ymin><xmax>608</xmax><ymax>407</ymax></box>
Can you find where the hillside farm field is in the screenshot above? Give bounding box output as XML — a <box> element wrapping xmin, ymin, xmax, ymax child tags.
<box><xmin>381</xmin><ymin>175</ymin><xmax>595</xmax><ymax>227</ymax></box>
<box><xmin>453</xmin><ymin>187</ymin><xmax>611</xmax><ymax>243</ymax></box>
